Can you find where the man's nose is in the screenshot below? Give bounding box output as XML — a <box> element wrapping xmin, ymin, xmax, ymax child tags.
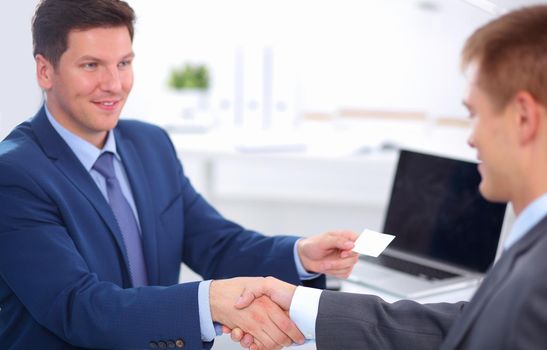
<box><xmin>467</xmin><ymin>130</ymin><xmax>476</xmax><ymax>149</ymax></box>
<box><xmin>100</xmin><ymin>66</ymin><xmax>122</xmax><ymax>92</ymax></box>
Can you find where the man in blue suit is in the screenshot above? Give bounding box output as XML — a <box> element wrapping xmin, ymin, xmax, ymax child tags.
<box><xmin>0</xmin><ymin>1</ymin><xmax>359</xmax><ymax>349</ymax></box>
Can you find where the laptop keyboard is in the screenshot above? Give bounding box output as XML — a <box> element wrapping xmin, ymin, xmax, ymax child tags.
<box><xmin>360</xmin><ymin>254</ymin><xmax>459</xmax><ymax>281</ymax></box>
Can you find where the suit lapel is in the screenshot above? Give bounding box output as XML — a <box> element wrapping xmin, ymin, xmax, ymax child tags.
<box><xmin>30</xmin><ymin>107</ymin><xmax>132</xmax><ymax>283</ymax></box>
<box><xmin>115</xmin><ymin>129</ymin><xmax>159</xmax><ymax>285</ymax></box>
<box><xmin>441</xmin><ymin>215</ymin><xmax>547</xmax><ymax>349</ymax></box>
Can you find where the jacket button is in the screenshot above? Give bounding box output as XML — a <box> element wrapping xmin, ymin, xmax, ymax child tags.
<box><xmin>175</xmin><ymin>339</ymin><xmax>185</xmax><ymax>348</ymax></box>
<box><xmin>158</xmin><ymin>341</ymin><xmax>167</xmax><ymax>348</ymax></box>
<box><xmin>149</xmin><ymin>341</ymin><xmax>159</xmax><ymax>349</ymax></box>
<box><xmin>167</xmin><ymin>340</ymin><xmax>176</xmax><ymax>348</ymax></box>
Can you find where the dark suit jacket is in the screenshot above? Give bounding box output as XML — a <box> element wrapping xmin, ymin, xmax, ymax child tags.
<box><xmin>316</xmin><ymin>215</ymin><xmax>547</xmax><ymax>349</ymax></box>
<box><xmin>0</xmin><ymin>107</ymin><xmax>324</xmax><ymax>350</ymax></box>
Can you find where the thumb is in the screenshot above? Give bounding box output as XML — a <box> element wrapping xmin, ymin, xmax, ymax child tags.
<box><xmin>234</xmin><ymin>289</ymin><xmax>258</xmax><ymax>309</ymax></box>
<box><xmin>330</xmin><ymin>234</ymin><xmax>356</xmax><ymax>251</ymax></box>
<box><xmin>337</xmin><ymin>231</ymin><xmax>359</xmax><ymax>248</ymax></box>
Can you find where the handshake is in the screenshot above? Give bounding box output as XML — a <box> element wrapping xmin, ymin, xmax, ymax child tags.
<box><xmin>209</xmin><ymin>231</ymin><xmax>360</xmax><ymax>350</ymax></box>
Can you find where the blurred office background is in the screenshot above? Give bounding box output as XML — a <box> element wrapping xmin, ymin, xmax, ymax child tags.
<box><xmin>2</xmin><ymin>0</ymin><xmax>522</xmax><ymax>138</ymax></box>
<box><xmin>0</xmin><ymin>1</ymin><xmax>541</xmax><ymax>348</ymax></box>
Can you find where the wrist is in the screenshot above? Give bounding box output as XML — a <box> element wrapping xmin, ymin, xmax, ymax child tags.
<box><xmin>265</xmin><ymin>276</ymin><xmax>298</xmax><ymax>310</ymax></box>
<box><xmin>297</xmin><ymin>238</ymin><xmax>310</xmax><ymax>271</ymax></box>
<box><xmin>209</xmin><ymin>280</ymin><xmax>223</xmax><ymax>323</ymax></box>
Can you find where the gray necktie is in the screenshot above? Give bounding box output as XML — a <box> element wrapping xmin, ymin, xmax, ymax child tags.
<box><xmin>93</xmin><ymin>152</ymin><xmax>148</xmax><ymax>287</ymax></box>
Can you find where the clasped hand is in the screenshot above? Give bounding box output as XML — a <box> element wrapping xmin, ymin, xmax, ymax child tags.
<box><xmin>210</xmin><ymin>277</ymin><xmax>303</xmax><ymax>350</ymax></box>
<box><xmin>214</xmin><ymin>230</ymin><xmax>359</xmax><ymax>350</ymax></box>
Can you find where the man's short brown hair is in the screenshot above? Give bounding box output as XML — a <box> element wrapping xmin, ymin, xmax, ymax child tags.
<box><xmin>462</xmin><ymin>5</ymin><xmax>547</xmax><ymax>111</ymax></box>
<box><xmin>32</xmin><ymin>0</ymin><xmax>135</xmax><ymax>68</ymax></box>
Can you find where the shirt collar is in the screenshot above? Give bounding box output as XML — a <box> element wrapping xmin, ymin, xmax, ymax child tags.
<box><xmin>45</xmin><ymin>104</ymin><xmax>120</xmax><ymax>171</ymax></box>
<box><xmin>504</xmin><ymin>193</ymin><xmax>547</xmax><ymax>250</ymax></box>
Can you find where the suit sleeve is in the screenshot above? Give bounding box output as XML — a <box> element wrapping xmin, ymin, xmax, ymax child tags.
<box><xmin>0</xmin><ymin>161</ymin><xmax>210</xmax><ymax>350</ymax></box>
<box><xmin>316</xmin><ymin>291</ymin><xmax>466</xmax><ymax>350</ymax></box>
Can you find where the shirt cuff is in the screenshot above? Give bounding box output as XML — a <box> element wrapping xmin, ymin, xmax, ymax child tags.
<box><xmin>289</xmin><ymin>286</ymin><xmax>322</xmax><ymax>339</ymax></box>
<box><xmin>198</xmin><ymin>280</ymin><xmax>218</xmax><ymax>342</ymax></box>
<box><xmin>294</xmin><ymin>239</ymin><xmax>321</xmax><ymax>280</ymax></box>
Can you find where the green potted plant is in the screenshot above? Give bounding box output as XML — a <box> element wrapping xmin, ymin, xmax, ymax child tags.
<box><xmin>167</xmin><ymin>63</ymin><xmax>211</xmax><ymax>122</ymax></box>
<box><xmin>168</xmin><ymin>64</ymin><xmax>210</xmax><ymax>91</ymax></box>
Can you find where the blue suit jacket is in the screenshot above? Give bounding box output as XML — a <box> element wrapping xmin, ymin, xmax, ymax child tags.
<box><xmin>0</xmin><ymin>107</ymin><xmax>325</xmax><ymax>350</ymax></box>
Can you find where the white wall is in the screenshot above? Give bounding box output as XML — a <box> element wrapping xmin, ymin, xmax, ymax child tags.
<box><xmin>2</xmin><ymin>0</ymin><xmax>546</xmax><ymax>139</ymax></box>
<box><xmin>0</xmin><ymin>0</ymin><xmax>42</xmax><ymax>140</ymax></box>
<box><xmin>123</xmin><ymin>0</ymin><xmax>494</xmax><ymax>128</ymax></box>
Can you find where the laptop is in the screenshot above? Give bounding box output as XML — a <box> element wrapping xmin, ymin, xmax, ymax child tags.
<box><xmin>349</xmin><ymin>149</ymin><xmax>509</xmax><ymax>298</ymax></box>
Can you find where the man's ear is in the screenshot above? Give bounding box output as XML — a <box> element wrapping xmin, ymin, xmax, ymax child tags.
<box><xmin>36</xmin><ymin>54</ymin><xmax>54</xmax><ymax>90</ymax></box>
<box><xmin>514</xmin><ymin>91</ymin><xmax>541</xmax><ymax>145</ymax></box>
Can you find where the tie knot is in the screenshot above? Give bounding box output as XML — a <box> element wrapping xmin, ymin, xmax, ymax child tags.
<box><xmin>93</xmin><ymin>152</ymin><xmax>116</xmax><ymax>180</ymax></box>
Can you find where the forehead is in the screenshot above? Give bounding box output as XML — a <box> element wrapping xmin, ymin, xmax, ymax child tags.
<box><xmin>464</xmin><ymin>62</ymin><xmax>481</xmax><ymax>88</ymax></box>
<box><xmin>463</xmin><ymin>62</ymin><xmax>483</xmax><ymax>104</ymax></box>
<box><xmin>64</xmin><ymin>26</ymin><xmax>133</xmax><ymax>58</ymax></box>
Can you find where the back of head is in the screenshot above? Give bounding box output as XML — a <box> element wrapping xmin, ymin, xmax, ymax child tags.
<box><xmin>32</xmin><ymin>0</ymin><xmax>135</xmax><ymax>68</ymax></box>
<box><xmin>462</xmin><ymin>5</ymin><xmax>547</xmax><ymax>112</ymax></box>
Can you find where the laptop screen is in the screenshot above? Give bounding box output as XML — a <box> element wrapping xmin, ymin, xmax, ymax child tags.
<box><xmin>383</xmin><ymin>149</ymin><xmax>507</xmax><ymax>273</ymax></box>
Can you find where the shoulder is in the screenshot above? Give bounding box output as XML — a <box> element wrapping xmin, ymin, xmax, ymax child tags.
<box><xmin>0</xmin><ymin>120</ymin><xmax>42</xmax><ymax>168</ymax></box>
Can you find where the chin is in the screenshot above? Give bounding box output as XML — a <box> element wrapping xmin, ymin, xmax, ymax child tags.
<box><xmin>98</xmin><ymin>114</ymin><xmax>121</xmax><ymax>130</ymax></box>
<box><xmin>479</xmin><ymin>186</ymin><xmax>507</xmax><ymax>203</ymax></box>
<box><xmin>478</xmin><ymin>182</ymin><xmax>494</xmax><ymax>201</ymax></box>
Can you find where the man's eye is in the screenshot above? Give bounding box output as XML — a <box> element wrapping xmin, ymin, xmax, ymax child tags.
<box><xmin>118</xmin><ymin>60</ymin><xmax>132</xmax><ymax>68</ymax></box>
<box><xmin>83</xmin><ymin>62</ymin><xmax>97</xmax><ymax>69</ymax></box>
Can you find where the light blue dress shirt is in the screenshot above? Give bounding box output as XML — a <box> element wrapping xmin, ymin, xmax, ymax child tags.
<box><xmin>504</xmin><ymin>193</ymin><xmax>547</xmax><ymax>250</ymax></box>
<box><xmin>45</xmin><ymin>107</ymin><xmax>141</xmax><ymax>228</ymax></box>
<box><xmin>45</xmin><ymin>106</ymin><xmax>317</xmax><ymax>342</ymax></box>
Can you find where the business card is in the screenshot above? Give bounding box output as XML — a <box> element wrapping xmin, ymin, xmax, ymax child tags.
<box><xmin>352</xmin><ymin>229</ymin><xmax>395</xmax><ymax>257</ymax></box>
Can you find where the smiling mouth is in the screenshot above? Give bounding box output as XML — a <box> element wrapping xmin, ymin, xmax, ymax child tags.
<box><xmin>92</xmin><ymin>100</ymin><xmax>121</xmax><ymax>111</ymax></box>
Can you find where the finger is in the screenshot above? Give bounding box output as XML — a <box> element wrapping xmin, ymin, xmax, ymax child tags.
<box><xmin>322</xmin><ymin>255</ymin><xmax>360</xmax><ymax>271</ymax></box>
<box><xmin>254</xmin><ymin>329</ymin><xmax>277</xmax><ymax>350</ymax></box>
<box><xmin>267</xmin><ymin>307</ymin><xmax>305</xmax><ymax>345</ymax></box>
<box><xmin>231</xmin><ymin>328</ymin><xmax>244</xmax><ymax>342</ymax></box>
<box><xmin>325</xmin><ymin>258</ymin><xmax>359</xmax><ymax>274</ymax></box>
<box><xmin>235</xmin><ymin>289</ymin><xmax>259</xmax><ymax>309</ymax></box>
<box><xmin>252</xmin><ymin>338</ymin><xmax>264</xmax><ymax>350</ymax></box>
<box><xmin>337</xmin><ymin>230</ymin><xmax>360</xmax><ymax>241</ymax></box>
<box><xmin>253</xmin><ymin>298</ymin><xmax>292</xmax><ymax>348</ymax></box>
<box><xmin>323</xmin><ymin>259</ymin><xmax>359</xmax><ymax>278</ymax></box>
<box><xmin>260</xmin><ymin>300</ymin><xmax>303</xmax><ymax>347</ymax></box>
<box><xmin>240</xmin><ymin>333</ymin><xmax>254</xmax><ymax>348</ymax></box>
<box><xmin>222</xmin><ymin>325</ymin><xmax>232</xmax><ymax>334</ymax></box>
<box><xmin>326</xmin><ymin>267</ymin><xmax>355</xmax><ymax>279</ymax></box>
<box><xmin>250</xmin><ymin>343</ymin><xmax>258</xmax><ymax>350</ymax></box>
<box><xmin>340</xmin><ymin>250</ymin><xmax>359</xmax><ymax>259</ymax></box>
<box><xmin>323</xmin><ymin>232</ymin><xmax>357</xmax><ymax>251</ymax></box>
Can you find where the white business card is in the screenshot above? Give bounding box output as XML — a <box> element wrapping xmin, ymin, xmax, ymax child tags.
<box><xmin>352</xmin><ymin>229</ymin><xmax>395</xmax><ymax>257</ymax></box>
